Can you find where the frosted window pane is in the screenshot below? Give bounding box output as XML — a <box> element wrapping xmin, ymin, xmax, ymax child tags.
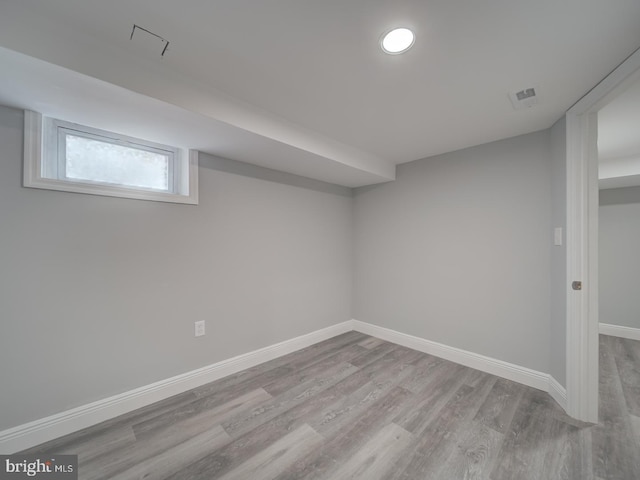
<box><xmin>65</xmin><ymin>135</ymin><xmax>169</xmax><ymax>190</ymax></box>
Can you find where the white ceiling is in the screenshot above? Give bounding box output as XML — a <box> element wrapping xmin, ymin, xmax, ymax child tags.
<box><xmin>1</xmin><ymin>0</ymin><xmax>640</xmax><ymax>187</ymax></box>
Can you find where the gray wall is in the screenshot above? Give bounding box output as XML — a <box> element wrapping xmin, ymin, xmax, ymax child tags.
<box><xmin>599</xmin><ymin>186</ymin><xmax>640</xmax><ymax>329</ymax></box>
<box><xmin>353</xmin><ymin>130</ymin><xmax>553</xmax><ymax>374</ymax></box>
<box><xmin>1</xmin><ymin>101</ymin><xmax>569</xmax><ymax>431</ymax></box>
<box><xmin>0</xmin><ymin>106</ymin><xmax>353</xmax><ymax>431</ymax></box>
<box><xmin>550</xmin><ymin>117</ymin><xmax>567</xmax><ymax>386</ymax></box>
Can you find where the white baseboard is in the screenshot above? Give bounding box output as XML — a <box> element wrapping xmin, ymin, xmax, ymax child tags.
<box><xmin>0</xmin><ymin>321</ymin><xmax>353</xmax><ymax>454</ymax></box>
<box><xmin>548</xmin><ymin>376</ymin><xmax>568</xmax><ymax>410</ymax></box>
<box><xmin>1</xmin><ymin>318</ymin><xmax>571</xmax><ymax>453</ymax></box>
<box><xmin>351</xmin><ymin>319</ymin><xmax>566</xmax><ymax>408</ymax></box>
<box><xmin>351</xmin><ymin>320</ymin><xmax>549</xmax><ymax>391</ymax></box>
<box><xmin>600</xmin><ymin>323</ymin><xmax>640</xmax><ymax>341</ymax></box>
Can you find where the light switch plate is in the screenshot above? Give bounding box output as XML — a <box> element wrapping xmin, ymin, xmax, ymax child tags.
<box><xmin>195</xmin><ymin>320</ymin><xmax>205</xmax><ymax>337</ymax></box>
<box><xmin>554</xmin><ymin>227</ymin><xmax>563</xmax><ymax>246</ymax></box>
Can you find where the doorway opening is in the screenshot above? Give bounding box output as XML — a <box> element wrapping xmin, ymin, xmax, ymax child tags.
<box><xmin>565</xmin><ymin>47</ymin><xmax>640</xmax><ymax>422</ymax></box>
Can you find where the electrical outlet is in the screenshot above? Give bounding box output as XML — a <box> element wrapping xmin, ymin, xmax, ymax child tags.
<box><xmin>195</xmin><ymin>320</ymin><xmax>205</xmax><ymax>337</ymax></box>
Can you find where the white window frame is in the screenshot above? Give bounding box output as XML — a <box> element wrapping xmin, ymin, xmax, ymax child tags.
<box><xmin>23</xmin><ymin>111</ymin><xmax>198</xmax><ymax>204</ymax></box>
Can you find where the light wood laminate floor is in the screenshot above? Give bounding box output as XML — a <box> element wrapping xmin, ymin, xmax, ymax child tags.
<box><xmin>22</xmin><ymin>332</ymin><xmax>640</xmax><ymax>479</ymax></box>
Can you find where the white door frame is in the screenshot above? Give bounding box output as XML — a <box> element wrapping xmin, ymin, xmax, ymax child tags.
<box><xmin>566</xmin><ymin>47</ymin><xmax>640</xmax><ymax>422</ymax></box>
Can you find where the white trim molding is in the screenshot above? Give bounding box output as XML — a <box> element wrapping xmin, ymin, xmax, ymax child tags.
<box><xmin>23</xmin><ymin>111</ymin><xmax>199</xmax><ymax>205</ymax></box>
<box><xmin>565</xmin><ymin>109</ymin><xmax>600</xmax><ymax>423</ymax></box>
<box><xmin>351</xmin><ymin>320</ymin><xmax>566</xmax><ymax>410</ymax></box>
<box><xmin>0</xmin><ymin>319</ymin><xmax>572</xmax><ymax>454</ymax></box>
<box><xmin>600</xmin><ymin>323</ymin><xmax>640</xmax><ymax>341</ymax></box>
<box><xmin>0</xmin><ymin>321</ymin><xmax>353</xmax><ymax>454</ymax></box>
<box><xmin>548</xmin><ymin>376</ymin><xmax>568</xmax><ymax>411</ymax></box>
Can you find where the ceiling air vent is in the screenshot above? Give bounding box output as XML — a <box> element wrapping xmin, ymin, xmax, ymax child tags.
<box><xmin>509</xmin><ymin>86</ymin><xmax>540</xmax><ymax>110</ymax></box>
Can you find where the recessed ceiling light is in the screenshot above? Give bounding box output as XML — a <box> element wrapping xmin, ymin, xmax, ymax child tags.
<box><xmin>381</xmin><ymin>28</ymin><xmax>415</xmax><ymax>55</ymax></box>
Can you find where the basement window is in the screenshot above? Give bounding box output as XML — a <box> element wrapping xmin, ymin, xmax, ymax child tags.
<box><xmin>23</xmin><ymin>111</ymin><xmax>198</xmax><ymax>204</ymax></box>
